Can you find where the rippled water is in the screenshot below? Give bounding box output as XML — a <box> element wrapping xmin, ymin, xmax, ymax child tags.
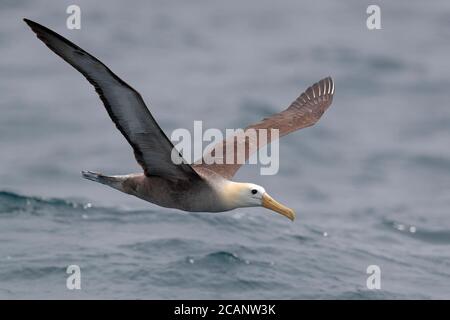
<box><xmin>1</xmin><ymin>0</ymin><xmax>450</xmax><ymax>299</ymax></box>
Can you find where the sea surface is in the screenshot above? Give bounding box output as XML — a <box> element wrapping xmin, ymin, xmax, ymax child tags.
<box><xmin>1</xmin><ymin>0</ymin><xmax>450</xmax><ymax>299</ymax></box>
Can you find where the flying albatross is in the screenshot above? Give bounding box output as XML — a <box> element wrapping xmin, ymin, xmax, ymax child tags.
<box><xmin>24</xmin><ymin>19</ymin><xmax>334</xmax><ymax>221</ymax></box>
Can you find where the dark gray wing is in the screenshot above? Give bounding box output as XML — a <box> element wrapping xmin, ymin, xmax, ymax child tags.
<box><xmin>195</xmin><ymin>77</ymin><xmax>334</xmax><ymax>179</ymax></box>
<box><xmin>24</xmin><ymin>19</ymin><xmax>200</xmax><ymax>181</ymax></box>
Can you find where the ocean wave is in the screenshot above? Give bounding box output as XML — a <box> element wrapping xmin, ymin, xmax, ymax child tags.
<box><xmin>0</xmin><ymin>191</ymin><xmax>85</xmax><ymax>215</ymax></box>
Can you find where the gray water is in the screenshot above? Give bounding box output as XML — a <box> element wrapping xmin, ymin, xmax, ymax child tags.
<box><xmin>1</xmin><ymin>0</ymin><xmax>450</xmax><ymax>299</ymax></box>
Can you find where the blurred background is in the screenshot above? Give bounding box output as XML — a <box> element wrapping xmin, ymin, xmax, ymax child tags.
<box><xmin>0</xmin><ymin>0</ymin><xmax>449</xmax><ymax>299</ymax></box>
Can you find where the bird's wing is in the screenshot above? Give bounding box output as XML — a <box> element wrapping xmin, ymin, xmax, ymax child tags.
<box><xmin>25</xmin><ymin>19</ymin><xmax>201</xmax><ymax>181</ymax></box>
<box><xmin>194</xmin><ymin>77</ymin><xmax>334</xmax><ymax>179</ymax></box>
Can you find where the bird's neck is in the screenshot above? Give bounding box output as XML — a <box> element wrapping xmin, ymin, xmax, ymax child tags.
<box><xmin>215</xmin><ymin>181</ymin><xmax>249</xmax><ymax>210</ymax></box>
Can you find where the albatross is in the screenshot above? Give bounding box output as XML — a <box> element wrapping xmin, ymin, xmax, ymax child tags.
<box><xmin>24</xmin><ymin>19</ymin><xmax>334</xmax><ymax>221</ymax></box>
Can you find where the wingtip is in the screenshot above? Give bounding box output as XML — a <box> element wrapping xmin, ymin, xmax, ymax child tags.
<box><xmin>23</xmin><ymin>18</ymin><xmax>41</xmax><ymax>33</ymax></box>
<box><xmin>328</xmin><ymin>76</ymin><xmax>335</xmax><ymax>95</ymax></box>
<box><xmin>319</xmin><ymin>76</ymin><xmax>335</xmax><ymax>96</ymax></box>
<box><xmin>23</xmin><ymin>18</ymin><xmax>34</xmax><ymax>27</ymax></box>
<box><xmin>23</xmin><ymin>18</ymin><xmax>49</xmax><ymax>34</ymax></box>
<box><xmin>326</xmin><ymin>76</ymin><xmax>334</xmax><ymax>86</ymax></box>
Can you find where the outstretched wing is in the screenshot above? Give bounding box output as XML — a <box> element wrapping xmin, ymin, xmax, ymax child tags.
<box><xmin>24</xmin><ymin>19</ymin><xmax>200</xmax><ymax>181</ymax></box>
<box><xmin>195</xmin><ymin>77</ymin><xmax>335</xmax><ymax>179</ymax></box>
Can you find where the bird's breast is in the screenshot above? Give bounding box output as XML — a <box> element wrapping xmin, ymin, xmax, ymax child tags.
<box><xmin>123</xmin><ymin>175</ymin><xmax>228</xmax><ymax>212</ymax></box>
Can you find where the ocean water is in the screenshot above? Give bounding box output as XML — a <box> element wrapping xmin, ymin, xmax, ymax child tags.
<box><xmin>1</xmin><ymin>0</ymin><xmax>450</xmax><ymax>299</ymax></box>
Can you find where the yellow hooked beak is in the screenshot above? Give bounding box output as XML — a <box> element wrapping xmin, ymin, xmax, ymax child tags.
<box><xmin>262</xmin><ymin>193</ymin><xmax>296</xmax><ymax>221</ymax></box>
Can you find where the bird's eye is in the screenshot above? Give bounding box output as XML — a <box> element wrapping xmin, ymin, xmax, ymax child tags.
<box><xmin>251</xmin><ymin>189</ymin><xmax>258</xmax><ymax>195</ymax></box>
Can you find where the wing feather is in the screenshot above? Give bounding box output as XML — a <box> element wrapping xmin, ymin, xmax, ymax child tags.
<box><xmin>24</xmin><ymin>19</ymin><xmax>200</xmax><ymax>181</ymax></box>
<box><xmin>195</xmin><ymin>77</ymin><xmax>335</xmax><ymax>179</ymax></box>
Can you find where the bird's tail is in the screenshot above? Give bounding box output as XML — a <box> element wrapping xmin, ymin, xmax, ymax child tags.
<box><xmin>81</xmin><ymin>171</ymin><xmax>125</xmax><ymax>191</ymax></box>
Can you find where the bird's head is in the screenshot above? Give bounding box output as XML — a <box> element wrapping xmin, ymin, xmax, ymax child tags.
<box><xmin>221</xmin><ymin>182</ymin><xmax>295</xmax><ymax>221</ymax></box>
